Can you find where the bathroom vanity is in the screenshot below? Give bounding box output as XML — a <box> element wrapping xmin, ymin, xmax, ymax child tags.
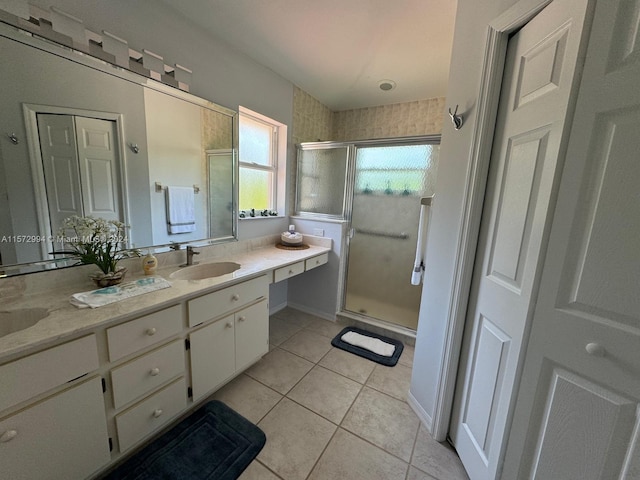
<box><xmin>0</xmin><ymin>242</ymin><xmax>329</xmax><ymax>479</ymax></box>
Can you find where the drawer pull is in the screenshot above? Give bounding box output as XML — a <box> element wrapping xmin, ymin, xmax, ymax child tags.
<box><xmin>0</xmin><ymin>430</ymin><xmax>17</xmax><ymax>443</ymax></box>
<box><xmin>238</xmin><ymin>316</ymin><xmax>246</xmax><ymax>322</ymax></box>
<box><xmin>316</xmin><ymin>260</ymin><xmax>320</xmax><ymax>265</ymax></box>
<box><xmin>146</xmin><ymin>327</ymin><xmax>157</xmax><ymax>336</ymax></box>
<box><xmin>152</xmin><ymin>409</ymin><xmax>163</xmax><ymax>418</ymax></box>
<box><xmin>289</xmin><ymin>269</ymin><xmax>294</xmax><ymax>275</ymax></box>
<box><xmin>231</xmin><ymin>294</ymin><xmax>240</xmax><ymax>301</ymax></box>
<box><xmin>225</xmin><ymin>322</ymin><xmax>233</xmax><ymax>329</ymax></box>
<box><xmin>149</xmin><ymin>367</ymin><xmax>161</xmax><ymax>376</ymax></box>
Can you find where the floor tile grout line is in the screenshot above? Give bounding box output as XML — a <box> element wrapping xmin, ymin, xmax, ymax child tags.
<box><xmin>405</xmin><ymin>418</ymin><xmax>423</xmax><ymax>480</ymax></box>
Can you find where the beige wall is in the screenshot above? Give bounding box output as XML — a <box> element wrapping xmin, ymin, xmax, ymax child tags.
<box><xmin>293</xmin><ymin>85</ymin><xmax>445</xmax><ymax>144</ymax></box>
<box><xmin>332</xmin><ymin>97</ymin><xmax>445</xmax><ymax>141</ymax></box>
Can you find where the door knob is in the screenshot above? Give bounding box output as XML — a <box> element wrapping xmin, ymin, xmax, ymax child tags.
<box><xmin>585</xmin><ymin>343</ymin><xmax>606</xmax><ymax>357</ymax></box>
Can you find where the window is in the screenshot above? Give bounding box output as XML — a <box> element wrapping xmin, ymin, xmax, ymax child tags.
<box><xmin>238</xmin><ymin>107</ymin><xmax>286</xmax><ymax>216</ymax></box>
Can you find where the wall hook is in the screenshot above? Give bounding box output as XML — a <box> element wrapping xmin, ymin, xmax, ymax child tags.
<box><xmin>7</xmin><ymin>133</ymin><xmax>19</xmax><ymax>145</ymax></box>
<box><xmin>130</xmin><ymin>143</ymin><xmax>140</xmax><ymax>154</ymax></box>
<box><xmin>448</xmin><ymin>105</ymin><xmax>463</xmax><ymax>130</ymax></box>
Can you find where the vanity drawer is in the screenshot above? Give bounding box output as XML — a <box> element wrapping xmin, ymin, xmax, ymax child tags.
<box><xmin>0</xmin><ymin>334</ymin><xmax>98</xmax><ymax>413</ymax></box>
<box><xmin>107</xmin><ymin>305</ymin><xmax>183</xmax><ymax>361</ymax></box>
<box><xmin>188</xmin><ymin>275</ymin><xmax>269</xmax><ymax>327</ymax></box>
<box><xmin>305</xmin><ymin>253</ymin><xmax>329</xmax><ymax>271</ymax></box>
<box><xmin>115</xmin><ymin>376</ymin><xmax>187</xmax><ymax>453</ymax></box>
<box><xmin>273</xmin><ymin>261</ymin><xmax>305</xmax><ymax>283</ymax></box>
<box><xmin>110</xmin><ymin>340</ymin><xmax>185</xmax><ymax>409</ymax></box>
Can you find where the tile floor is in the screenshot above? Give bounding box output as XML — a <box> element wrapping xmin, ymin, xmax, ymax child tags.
<box><xmin>210</xmin><ymin>307</ymin><xmax>469</xmax><ymax>480</ymax></box>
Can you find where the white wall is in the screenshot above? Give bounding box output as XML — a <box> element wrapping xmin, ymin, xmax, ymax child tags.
<box><xmin>410</xmin><ymin>0</ymin><xmax>520</xmax><ymax>423</ymax></box>
<box><xmin>145</xmin><ymin>89</ymin><xmax>208</xmax><ymax>244</ymax></box>
<box><xmin>287</xmin><ymin>219</ymin><xmax>347</xmax><ymax>320</ymax></box>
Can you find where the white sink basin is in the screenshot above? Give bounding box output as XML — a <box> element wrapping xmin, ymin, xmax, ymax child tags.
<box><xmin>0</xmin><ymin>308</ymin><xmax>49</xmax><ymax>337</ymax></box>
<box><xmin>170</xmin><ymin>262</ymin><xmax>241</xmax><ymax>280</ymax></box>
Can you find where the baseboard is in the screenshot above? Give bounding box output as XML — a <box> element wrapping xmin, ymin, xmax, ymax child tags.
<box><xmin>407</xmin><ymin>389</ymin><xmax>433</xmax><ymax>432</ymax></box>
<box><xmin>269</xmin><ymin>300</ymin><xmax>288</xmax><ymax>316</ymax></box>
<box><xmin>286</xmin><ymin>302</ymin><xmax>336</xmax><ymax>322</ymax></box>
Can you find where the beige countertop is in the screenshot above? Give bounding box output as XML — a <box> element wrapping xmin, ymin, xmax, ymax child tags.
<box><xmin>0</xmin><ymin>241</ymin><xmax>330</xmax><ymax>362</ymax></box>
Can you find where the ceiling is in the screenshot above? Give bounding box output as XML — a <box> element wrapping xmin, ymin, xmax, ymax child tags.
<box><xmin>160</xmin><ymin>0</ymin><xmax>458</xmax><ymax>111</ymax></box>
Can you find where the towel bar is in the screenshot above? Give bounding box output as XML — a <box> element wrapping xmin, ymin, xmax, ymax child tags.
<box><xmin>155</xmin><ymin>182</ymin><xmax>199</xmax><ymax>193</ymax></box>
<box><xmin>355</xmin><ymin>228</ymin><xmax>408</xmax><ymax>240</ymax></box>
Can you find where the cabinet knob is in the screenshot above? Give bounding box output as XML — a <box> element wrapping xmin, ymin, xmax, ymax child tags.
<box><xmin>153</xmin><ymin>409</ymin><xmax>163</xmax><ymax>418</ymax></box>
<box><xmin>0</xmin><ymin>430</ymin><xmax>17</xmax><ymax>443</ymax></box>
<box><xmin>149</xmin><ymin>367</ymin><xmax>160</xmax><ymax>376</ymax></box>
<box><xmin>225</xmin><ymin>322</ymin><xmax>233</xmax><ymax>329</ymax></box>
<box><xmin>289</xmin><ymin>269</ymin><xmax>294</xmax><ymax>275</ymax></box>
<box><xmin>585</xmin><ymin>342</ymin><xmax>606</xmax><ymax>357</ymax></box>
<box><xmin>238</xmin><ymin>316</ymin><xmax>246</xmax><ymax>322</ymax></box>
<box><xmin>231</xmin><ymin>294</ymin><xmax>240</xmax><ymax>301</ymax></box>
<box><xmin>146</xmin><ymin>327</ymin><xmax>157</xmax><ymax>336</ymax></box>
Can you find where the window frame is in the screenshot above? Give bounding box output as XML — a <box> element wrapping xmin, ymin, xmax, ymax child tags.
<box><xmin>238</xmin><ymin>106</ymin><xmax>286</xmax><ymax>216</ymax></box>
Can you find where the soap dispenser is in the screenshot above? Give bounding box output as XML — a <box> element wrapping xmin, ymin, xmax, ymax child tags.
<box><xmin>142</xmin><ymin>250</ymin><xmax>158</xmax><ymax>275</ymax></box>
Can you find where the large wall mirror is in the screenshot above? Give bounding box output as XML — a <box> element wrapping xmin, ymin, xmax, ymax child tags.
<box><xmin>0</xmin><ymin>22</ymin><xmax>237</xmax><ymax>277</ymax></box>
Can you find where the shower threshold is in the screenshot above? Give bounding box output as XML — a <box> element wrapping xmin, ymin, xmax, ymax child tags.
<box><xmin>338</xmin><ymin>310</ymin><xmax>417</xmax><ymax>347</ymax></box>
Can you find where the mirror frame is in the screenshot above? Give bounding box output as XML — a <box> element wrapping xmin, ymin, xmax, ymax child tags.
<box><xmin>0</xmin><ymin>20</ymin><xmax>239</xmax><ymax>277</ymax></box>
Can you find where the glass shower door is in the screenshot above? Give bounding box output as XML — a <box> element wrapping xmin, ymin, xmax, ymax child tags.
<box><xmin>344</xmin><ymin>142</ymin><xmax>439</xmax><ymax>330</ymax></box>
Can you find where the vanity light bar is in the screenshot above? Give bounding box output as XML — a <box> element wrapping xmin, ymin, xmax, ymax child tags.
<box><xmin>0</xmin><ymin>4</ymin><xmax>192</xmax><ymax>92</ymax></box>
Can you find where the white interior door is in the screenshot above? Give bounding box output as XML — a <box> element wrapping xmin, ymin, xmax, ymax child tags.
<box><xmin>502</xmin><ymin>0</ymin><xmax>640</xmax><ymax>477</ymax></box>
<box><xmin>449</xmin><ymin>0</ymin><xmax>591</xmax><ymax>478</ymax></box>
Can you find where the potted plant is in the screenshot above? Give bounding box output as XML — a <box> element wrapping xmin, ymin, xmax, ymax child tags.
<box><xmin>54</xmin><ymin>216</ymin><xmax>139</xmax><ymax>287</ymax></box>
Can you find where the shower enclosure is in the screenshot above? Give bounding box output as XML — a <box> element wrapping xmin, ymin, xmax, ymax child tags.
<box><xmin>296</xmin><ymin>136</ymin><xmax>440</xmax><ymax>332</ymax></box>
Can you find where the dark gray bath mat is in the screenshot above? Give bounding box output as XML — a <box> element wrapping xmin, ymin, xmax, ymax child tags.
<box><xmin>101</xmin><ymin>400</ymin><xmax>265</xmax><ymax>480</ymax></box>
<box><xmin>331</xmin><ymin>326</ymin><xmax>404</xmax><ymax>366</ymax></box>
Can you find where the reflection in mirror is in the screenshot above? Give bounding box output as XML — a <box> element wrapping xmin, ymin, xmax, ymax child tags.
<box><xmin>0</xmin><ymin>23</ymin><xmax>237</xmax><ymax>277</ymax></box>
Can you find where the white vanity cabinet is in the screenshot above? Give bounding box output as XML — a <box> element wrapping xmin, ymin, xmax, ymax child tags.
<box><xmin>0</xmin><ymin>376</ymin><xmax>110</xmax><ymax>480</ymax></box>
<box><xmin>106</xmin><ymin>305</ymin><xmax>187</xmax><ymax>454</ymax></box>
<box><xmin>189</xmin><ymin>275</ymin><xmax>269</xmax><ymax>400</ymax></box>
<box><xmin>0</xmin><ymin>336</ymin><xmax>110</xmax><ymax>480</ymax></box>
<box><xmin>273</xmin><ymin>252</ymin><xmax>329</xmax><ymax>283</ymax></box>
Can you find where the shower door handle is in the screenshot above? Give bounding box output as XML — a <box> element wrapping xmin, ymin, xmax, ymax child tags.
<box><xmin>347</xmin><ymin>228</ymin><xmax>355</xmax><ymax>245</ymax></box>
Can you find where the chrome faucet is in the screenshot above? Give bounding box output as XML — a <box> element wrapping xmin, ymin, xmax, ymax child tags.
<box><xmin>185</xmin><ymin>245</ymin><xmax>200</xmax><ymax>266</ymax></box>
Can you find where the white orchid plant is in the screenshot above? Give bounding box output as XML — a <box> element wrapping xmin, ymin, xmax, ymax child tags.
<box><xmin>53</xmin><ymin>216</ymin><xmax>139</xmax><ymax>274</ymax></box>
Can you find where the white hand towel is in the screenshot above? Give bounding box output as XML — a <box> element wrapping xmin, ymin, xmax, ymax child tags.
<box><xmin>166</xmin><ymin>186</ymin><xmax>196</xmax><ymax>234</ymax></box>
<box><xmin>341</xmin><ymin>331</ymin><xmax>396</xmax><ymax>357</ymax></box>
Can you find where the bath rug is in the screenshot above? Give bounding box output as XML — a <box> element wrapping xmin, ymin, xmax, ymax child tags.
<box><xmin>101</xmin><ymin>400</ymin><xmax>265</xmax><ymax>480</ymax></box>
<box><xmin>331</xmin><ymin>326</ymin><xmax>404</xmax><ymax>366</ymax></box>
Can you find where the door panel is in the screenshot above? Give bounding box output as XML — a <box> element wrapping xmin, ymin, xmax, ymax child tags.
<box><xmin>449</xmin><ymin>0</ymin><xmax>591</xmax><ymax>478</ymax></box>
<box><xmin>530</xmin><ymin>367</ymin><xmax>636</xmax><ymax>480</ymax></box>
<box><xmin>462</xmin><ymin>316</ymin><xmax>510</xmax><ymax>459</ymax></box>
<box><xmin>503</xmin><ymin>0</ymin><xmax>640</xmax><ymax>478</ymax></box>
<box><xmin>487</xmin><ymin>128</ymin><xmax>550</xmax><ymax>291</ymax></box>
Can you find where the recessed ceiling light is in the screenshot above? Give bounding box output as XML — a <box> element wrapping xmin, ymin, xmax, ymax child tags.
<box><xmin>378</xmin><ymin>80</ymin><xmax>396</xmax><ymax>91</ymax></box>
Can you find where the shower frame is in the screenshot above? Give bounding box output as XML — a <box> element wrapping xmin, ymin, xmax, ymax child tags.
<box><xmin>295</xmin><ymin>134</ymin><xmax>441</xmax><ymax>335</ymax></box>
